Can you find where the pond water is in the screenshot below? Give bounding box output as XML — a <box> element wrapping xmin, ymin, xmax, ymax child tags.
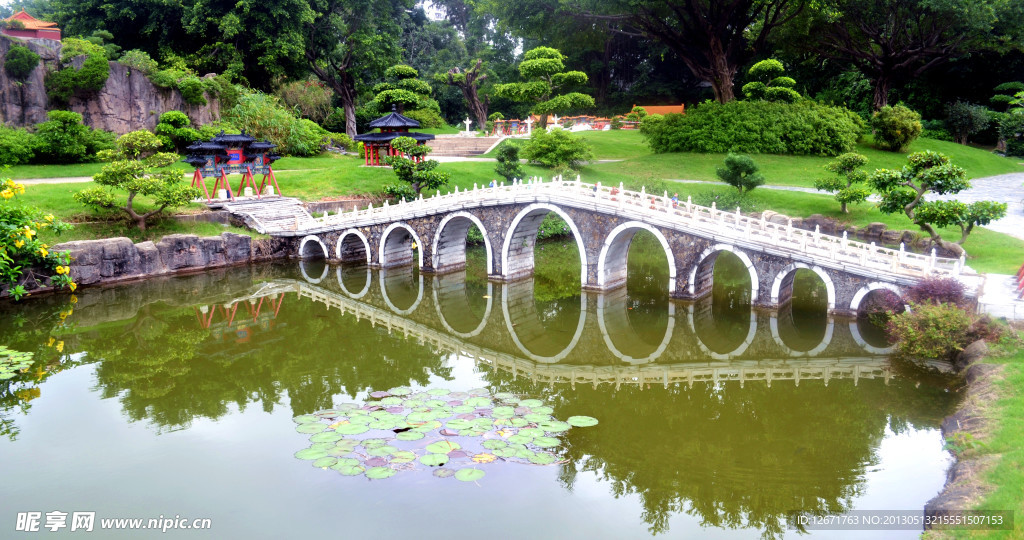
<box><xmin>0</xmin><ymin>237</ymin><xmax>960</xmax><ymax>539</ymax></box>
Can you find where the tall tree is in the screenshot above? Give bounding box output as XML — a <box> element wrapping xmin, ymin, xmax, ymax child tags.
<box><xmin>783</xmin><ymin>0</ymin><xmax>1007</xmax><ymax>109</ymax></box>
<box><xmin>304</xmin><ymin>0</ymin><xmax>408</xmax><ymax>137</ymax></box>
<box><xmin>492</xmin><ymin>46</ymin><xmax>594</xmax><ymax>127</ymax></box>
<box><xmin>372</xmin><ymin>65</ymin><xmax>432</xmax><ymax>114</ymax></box>
<box><xmin>575</xmin><ymin>0</ymin><xmax>806</xmax><ymax>103</ymax></box>
<box><xmin>442</xmin><ymin>59</ymin><xmax>489</xmax><ymax>130</ymax></box>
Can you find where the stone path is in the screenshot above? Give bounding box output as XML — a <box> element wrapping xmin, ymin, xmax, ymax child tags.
<box><xmin>977</xmin><ymin>273</ymin><xmax>1024</xmax><ymax>320</ymax></box>
<box><xmin>670</xmin><ymin>173</ymin><xmax>1024</xmax><ymax>241</ymax></box>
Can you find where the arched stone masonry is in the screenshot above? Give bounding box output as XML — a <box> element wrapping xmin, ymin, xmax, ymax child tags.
<box><xmin>298</xmin><ymin>235</ymin><xmax>328</xmax><ymax>259</ymax></box>
<box><xmin>433</xmin><ymin>211</ymin><xmax>493</xmax><ymax>274</ymax></box>
<box><xmin>335</xmin><ymin>229</ymin><xmax>370</xmax><ymax>264</ymax></box>
<box><xmin>597</xmin><ymin>221</ymin><xmax>677</xmax><ymax>294</ymax></box>
<box><xmin>687</xmin><ymin>244</ymin><xmax>759</xmax><ymax>299</ymax></box>
<box><xmin>379</xmin><ymin>222</ymin><xmax>424</xmax><ymax>269</ymax></box>
<box><xmin>770</xmin><ymin>262</ymin><xmax>836</xmax><ymax>310</ymax></box>
<box><xmin>501</xmin><ymin>203</ymin><xmax>588</xmax><ymax>285</ymax></box>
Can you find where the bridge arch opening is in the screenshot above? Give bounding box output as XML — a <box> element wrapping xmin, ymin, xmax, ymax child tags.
<box><xmin>299</xmin><ymin>259</ymin><xmax>329</xmax><ymax>284</ymax></box>
<box><xmin>850</xmin><ymin>283</ymin><xmax>905</xmax><ymax>354</ymax></box>
<box><xmin>298</xmin><ymin>235</ymin><xmax>328</xmax><ymax>260</ymax></box>
<box><xmin>771</xmin><ymin>263</ymin><xmax>836</xmax><ymax>311</ymax></box>
<box><xmin>336</xmin><ymin>229</ymin><xmax>370</xmax><ymax>264</ymax></box>
<box><xmin>502</xmin><ymin>203</ymin><xmax>586</xmax><ymax>285</ymax></box>
<box><xmin>379</xmin><ymin>222</ymin><xmax>424</xmax><ymax>269</ymax></box>
<box><xmin>770</xmin><ymin>311</ymin><xmax>834</xmax><ymax>357</ymax></box>
<box><xmin>688</xmin><ymin>245</ymin><xmax>758</xmax><ymax>300</ymax></box>
<box><xmin>433</xmin><ymin>212</ymin><xmax>493</xmax><ymax>275</ymax></box>
<box><xmin>379</xmin><ymin>266</ymin><xmax>423</xmax><ymax>315</ymax></box>
<box><xmin>688</xmin><ymin>299</ymin><xmax>756</xmax><ymax>360</ymax></box>
<box><xmin>434</xmin><ymin>272</ymin><xmax>492</xmax><ymax>338</ymax></box>
<box><xmin>501</xmin><ymin>279</ymin><xmax>586</xmax><ymax>363</ymax></box>
<box><xmin>598</xmin><ymin>222</ymin><xmax>676</xmax><ymax>294</ymax></box>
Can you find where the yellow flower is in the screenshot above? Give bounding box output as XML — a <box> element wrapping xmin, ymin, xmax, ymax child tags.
<box><xmin>56</xmin><ymin>341</ymin><xmax>64</xmax><ymax>352</ymax></box>
<box><xmin>23</xmin><ymin>227</ymin><xmax>35</xmax><ymax>239</ymax></box>
<box><xmin>0</xmin><ymin>190</ymin><xmax>11</xmax><ymax>199</ymax></box>
<box><xmin>38</xmin><ymin>248</ymin><xmax>48</xmax><ymax>258</ymax></box>
<box><xmin>69</xmin><ymin>282</ymin><xmax>77</xmax><ymax>292</ymax></box>
<box><xmin>44</xmin><ymin>214</ymin><xmax>54</xmax><ymax>222</ymax></box>
<box><xmin>48</xmin><ymin>337</ymin><xmax>55</xmax><ymax>346</ymax></box>
<box><xmin>70</xmin><ymin>295</ymin><xmax>78</xmax><ymax>304</ymax></box>
<box><xmin>14</xmin><ymin>239</ymin><xmax>24</xmax><ymax>248</ymax></box>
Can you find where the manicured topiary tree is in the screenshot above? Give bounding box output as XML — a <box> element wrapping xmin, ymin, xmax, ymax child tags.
<box><xmin>492</xmin><ymin>47</ymin><xmax>594</xmax><ymax>128</ymax></box>
<box><xmin>494</xmin><ymin>142</ymin><xmax>524</xmax><ymax>182</ymax></box>
<box><xmin>945</xmin><ymin>102</ymin><xmax>990</xmax><ymax>145</ymax></box>
<box><xmin>814</xmin><ymin>152</ymin><xmax>871</xmax><ymax>213</ymax></box>
<box><xmin>3</xmin><ymin>45</ymin><xmax>40</xmax><ymax>81</ymax></box>
<box><xmin>521</xmin><ymin>128</ymin><xmax>593</xmax><ymax>173</ymax></box>
<box><xmin>74</xmin><ymin>131</ymin><xmax>201</xmax><ymax>231</ymax></box>
<box><xmin>716</xmin><ymin>153</ymin><xmax>764</xmax><ymax>196</ymax></box>
<box><xmin>741</xmin><ymin>59</ymin><xmax>800</xmax><ymax>103</ymax></box>
<box><xmin>384</xmin><ymin>136</ymin><xmax>450</xmax><ymax>196</ymax></box>
<box><xmin>373</xmin><ymin>65</ymin><xmax>432</xmax><ymax>114</ymax></box>
<box><xmin>869</xmin><ymin>151</ymin><xmax>1007</xmax><ymax>256</ymax></box>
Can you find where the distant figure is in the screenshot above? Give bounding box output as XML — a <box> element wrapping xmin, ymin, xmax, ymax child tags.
<box><xmin>672</xmin><ymin>193</ymin><xmax>679</xmax><ymax>208</ymax></box>
<box><xmin>489</xmin><ymin>179</ymin><xmax>497</xmax><ymax>188</ymax></box>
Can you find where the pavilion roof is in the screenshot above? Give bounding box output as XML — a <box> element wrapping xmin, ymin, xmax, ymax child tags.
<box><xmin>353</xmin><ymin>132</ymin><xmax>435</xmax><ymax>143</ymax></box>
<box><xmin>634</xmin><ymin>103</ymin><xmax>686</xmax><ymax>115</ymax></box>
<box><xmin>5</xmin><ymin>10</ymin><xmax>58</xmax><ymax>30</ymax></box>
<box><xmin>368</xmin><ymin>106</ymin><xmax>422</xmax><ymax>129</ymax></box>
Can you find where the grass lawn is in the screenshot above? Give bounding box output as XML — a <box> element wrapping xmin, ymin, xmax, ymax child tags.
<box><xmin>938</xmin><ymin>340</ymin><xmax>1024</xmax><ymax>540</ymax></box>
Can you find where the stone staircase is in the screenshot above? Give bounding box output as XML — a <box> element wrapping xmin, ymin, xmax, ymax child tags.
<box><xmin>214</xmin><ymin>197</ymin><xmax>319</xmax><ymax>234</ymax></box>
<box><xmin>427</xmin><ymin>135</ymin><xmax>503</xmax><ymax>157</ymax></box>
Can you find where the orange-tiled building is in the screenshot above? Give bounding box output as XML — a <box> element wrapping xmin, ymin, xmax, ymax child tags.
<box><xmin>2</xmin><ymin>10</ymin><xmax>61</xmax><ymax>41</ymax></box>
<box><xmin>633</xmin><ymin>104</ymin><xmax>686</xmax><ymax>115</ymax></box>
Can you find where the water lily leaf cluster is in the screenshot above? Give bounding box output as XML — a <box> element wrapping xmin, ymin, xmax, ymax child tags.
<box><xmin>0</xmin><ymin>346</ymin><xmax>34</xmax><ymax>380</ymax></box>
<box><xmin>291</xmin><ymin>387</ymin><xmax>598</xmax><ymax>483</ymax></box>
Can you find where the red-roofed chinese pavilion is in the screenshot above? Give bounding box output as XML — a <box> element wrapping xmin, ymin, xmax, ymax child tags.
<box><xmin>2</xmin><ymin>10</ymin><xmax>61</xmax><ymax>40</ymax></box>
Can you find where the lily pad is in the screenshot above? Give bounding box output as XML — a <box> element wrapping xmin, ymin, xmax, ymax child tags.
<box><xmin>330</xmin><ymin>458</ymin><xmax>361</xmax><ymax>470</ymax></box>
<box><xmin>369</xmin><ymin>419</ymin><xmax>400</xmax><ymax>430</ymax></box>
<box><xmin>448</xmin><ymin>392</ymin><xmax>470</xmax><ymax>400</ymax></box>
<box><xmin>296</xmin><ymin>423</ymin><xmax>327</xmax><ymax>434</ymax></box>
<box><xmin>361</xmin><ymin>438</ymin><xmax>388</xmax><ymax>448</ymax></box>
<box><xmin>327</xmin><ymin>446</ymin><xmax>355</xmax><ymax>457</ymax></box>
<box><xmin>455</xmin><ymin>468</ymin><xmax>486</xmax><ymax>482</ymax></box>
<box><xmin>335</xmin><ymin>423</ymin><xmax>369</xmax><ymax>435</ymax></box>
<box><xmin>310</xmin><ymin>441</ymin><xmax>336</xmax><ymax>451</ymax></box>
<box><xmin>420</xmin><ymin>454</ymin><xmax>449</xmax><ymax>467</ymax></box>
<box><xmin>492</xmin><ymin>406</ymin><xmax>516</xmax><ymax>418</ymax></box>
<box><xmin>493</xmin><ymin>447</ymin><xmax>518</xmax><ymax>458</ymax></box>
<box><xmin>518</xmin><ymin>427</ymin><xmax>545</xmax><ymax>438</ymax></box>
<box><xmin>364</xmin><ymin>457</ymin><xmax>388</xmax><ymax>467</ymax></box>
<box><xmin>493</xmin><ymin>392</ymin><xmax>516</xmax><ymax>401</ymax></box>
<box><xmin>538</xmin><ymin>420</ymin><xmax>571</xmax><ymax>433</ymax></box>
<box><xmin>335</xmin><ymin>464</ymin><xmax>366</xmax><ymax>476</ymax></box>
<box><xmin>465</xmin><ymin>397</ymin><xmax>492</xmax><ymax>408</ymax></box>
<box><xmin>367</xmin><ymin>445</ymin><xmax>399</xmax><ymax>457</ymax></box>
<box><xmin>312</xmin><ymin>456</ymin><xmax>338</xmax><ymax>468</ymax></box>
<box><xmin>508</xmin><ymin>434</ymin><xmax>534</xmax><ymax>445</ymax></box>
<box><xmin>396</xmin><ymin>430</ymin><xmax>425</xmax><ymax>441</ymax></box>
<box><xmin>566</xmin><ymin>416</ymin><xmax>599</xmax><ymax>427</ymax></box>
<box><xmin>426</xmin><ymin>440</ymin><xmax>461</xmax><ymax>454</ymax></box>
<box><xmin>334</xmin><ymin>439</ymin><xmax>359</xmax><ymax>452</ymax></box>
<box><xmin>387</xmin><ymin>386</ymin><xmax>413</xmax><ymax>396</ymax></box>
<box><xmin>519</xmin><ymin>399</ymin><xmax>544</xmax><ymax>408</ymax></box>
<box><xmin>446</xmin><ymin>419</ymin><xmax>475</xmax><ymax>430</ymax></box>
<box><xmin>460</xmin><ymin>429</ymin><xmax>485</xmax><ymax>437</ymax></box>
<box><xmin>406</xmin><ymin>412</ymin><xmax>434</xmax><ymax>423</ymax></box>
<box><xmin>390</xmin><ymin>451</ymin><xmax>417</xmax><ymax>463</ymax></box>
<box><xmin>294</xmin><ymin>448</ymin><xmax>328</xmax><ymax>460</ymax></box>
<box><xmin>472</xmin><ymin>453</ymin><xmax>497</xmax><ymax>464</ymax></box>
<box><xmin>366</xmin><ymin>466</ymin><xmax>396</xmax><ymax>479</ymax></box>
<box><xmin>309</xmin><ymin>431</ymin><xmax>344</xmax><ymax>443</ymax></box>
<box><xmin>433</xmin><ymin>468</ymin><xmax>456</xmax><ymax>478</ymax></box>
<box><xmin>533</xmin><ymin>436</ymin><xmax>560</xmax><ymax>448</ymax></box>
<box><xmin>412</xmin><ymin>421</ymin><xmax>442</xmax><ymax>433</ymax></box>
<box><xmin>427</xmin><ymin>388</ymin><xmax>451</xmax><ymax>396</ymax></box>
<box><xmin>369</xmin><ymin>391</ymin><xmax>391</xmax><ymax>398</ymax></box>
<box><xmin>524</xmin><ymin>413</ymin><xmax>552</xmax><ymax>423</ymax></box>
<box><xmin>315</xmin><ymin>409</ymin><xmax>340</xmax><ymax>418</ymax></box>
<box><xmin>293</xmin><ymin>414</ymin><xmax>320</xmax><ymax>424</ymax></box>
<box><xmin>529</xmin><ymin>452</ymin><xmax>557</xmax><ymax>465</ymax></box>
<box><xmin>482</xmin><ymin>439</ymin><xmax>507</xmax><ymax>450</ymax></box>
<box><xmin>515</xmin><ymin>448</ymin><xmax>536</xmax><ymax>460</ymax></box>
<box><xmin>531</xmin><ymin>406</ymin><xmax>554</xmax><ymax>414</ymax></box>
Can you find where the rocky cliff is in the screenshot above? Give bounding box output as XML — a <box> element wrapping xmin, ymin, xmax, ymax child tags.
<box><xmin>0</xmin><ymin>36</ymin><xmax>219</xmax><ymax>133</ymax></box>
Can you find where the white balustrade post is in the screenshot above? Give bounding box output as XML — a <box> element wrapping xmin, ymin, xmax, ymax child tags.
<box><xmin>929</xmin><ymin>247</ymin><xmax>937</xmax><ymax>271</ymax></box>
<box><xmin>814</xmin><ymin>224</ymin><xmax>820</xmax><ymax>246</ymax></box>
<box><xmin>735</xmin><ymin>206</ymin><xmax>741</xmax><ymax>225</ymax></box>
<box><xmin>958</xmin><ymin>252</ymin><xmax>966</xmax><ymax>275</ymax></box>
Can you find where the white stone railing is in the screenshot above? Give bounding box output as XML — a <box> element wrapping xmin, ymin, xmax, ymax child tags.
<box><xmin>303</xmin><ymin>176</ymin><xmax>966</xmax><ymax>278</ymax></box>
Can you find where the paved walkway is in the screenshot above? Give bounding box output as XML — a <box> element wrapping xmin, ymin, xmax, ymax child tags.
<box><xmin>670</xmin><ymin>173</ymin><xmax>1024</xmax><ymax>241</ymax></box>
<box><xmin>978</xmin><ymin>273</ymin><xmax>1024</xmax><ymax>320</ymax></box>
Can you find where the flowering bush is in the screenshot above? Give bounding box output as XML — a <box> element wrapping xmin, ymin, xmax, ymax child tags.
<box><xmin>1</xmin><ymin>176</ymin><xmax>75</xmax><ymax>300</ymax></box>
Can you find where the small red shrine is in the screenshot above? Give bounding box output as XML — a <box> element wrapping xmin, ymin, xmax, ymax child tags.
<box><xmin>2</xmin><ymin>10</ymin><xmax>61</xmax><ymax>40</ymax></box>
<box><xmin>354</xmin><ymin>106</ymin><xmax>435</xmax><ymax>166</ymax></box>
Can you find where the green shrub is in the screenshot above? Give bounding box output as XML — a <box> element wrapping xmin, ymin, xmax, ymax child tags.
<box><xmin>1</xmin><ymin>177</ymin><xmax>75</xmax><ymax>300</ymax></box>
<box><xmin>715</xmin><ymin>153</ymin><xmax>764</xmax><ymax>195</ymax></box>
<box><xmin>886</xmin><ymin>303</ymin><xmax>973</xmax><ymax>360</ymax></box>
<box><xmin>4</xmin><ymin>45</ymin><xmax>40</xmax><ymax>80</ymax></box>
<box><xmin>494</xmin><ymin>141</ymin><xmax>524</xmax><ymax>181</ymax></box>
<box><xmin>286</xmin><ymin>119</ymin><xmax>332</xmax><ymax>157</ymax></box>
<box><xmin>0</xmin><ymin>126</ymin><xmax>36</xmax><ymax>166</ymax></box>
<box><xmin>742</xmin><ymin>59</ymin><xmax>800</xmax><ymax>103</ymax></box>
<box><xmin>154</xmin><ymin>111</ymin><xmax>201</xmax><ymax>152</ymax></box>
<box><xmin>33</xmin><ymin>111</ymin><xmax>93</xmax><ymax>164</ymax></box>
<box><xmin>117</xmin><ymin>49</ymin><xmax>158</xmax><ymax>74</ymax></box>
<box><xmin>691</xmin><ymin>189</ymin><xmax>762</xmax><ymax>213</ymax></box>
<box><xmin>521</xmin><ymin>128</ymin><xmax>593</xmax><ymax>173</ymax></box>
<box><xmin>625</xmin><ymin>105</ymin><xmax>647</xmax><ymax>122</ymax></box>
<box><xmin>177</xmin><ymin>75</ymin><xmax>207</xmax><ymax>105</ymax></box>
<box><xmin>945</xmin><ymin>102</ymin><xmax>990</xmax><ymax>145</ymax></box>
<box><xmin>998</xmin><ymin>113</ymin><xmax>1024</xmax><ymax>157</ymax></box>
<box><xmin>640</xmin><ymin>100</ymin><xmax>864</xmax><ymax>156</ymax></box>
<box><xmin>276</xmin><ymin>79</ymin><xmax>333</xmax><ymax>124</ymax></box>
<box><xmin>322</xmin><ymin>108</ymin><xmax>347</xmax><ymax>133</ymax></box>
<box><xmin>224</xmin><ymin>92</ymin><xmax>330</xmax><ymax>156</ymax></box>
<box><xmin>403</xmin><ymin>108</ymin><xmax>446</xmax><ymax>128</ymax></box>
<box><xmin>45</xmin><ymin>38</ymin><xmax>110</xmax><ymax>104</ymax></box>
<box><xmin>870</xmin><ymin>104</ymin><xmax>922</xmax><ymax>151</ymax></box>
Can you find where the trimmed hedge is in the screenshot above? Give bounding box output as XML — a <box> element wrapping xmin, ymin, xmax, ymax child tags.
<box><xmin>640</xmin><ymin>100</ymin><xmax>865</xmax><ymax>156</ymax></box>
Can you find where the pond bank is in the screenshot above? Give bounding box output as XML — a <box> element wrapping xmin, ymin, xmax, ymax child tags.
<box><xmin>924</xmin><ymin>340</ymin><xmax>1009</xmax><ymax>536</ymax></box>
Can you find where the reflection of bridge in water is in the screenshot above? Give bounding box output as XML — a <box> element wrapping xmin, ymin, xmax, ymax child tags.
<box><xmin>218</xmin><ymin>262</ymin><xmax>932</xmax><ymax>388</ymax></box>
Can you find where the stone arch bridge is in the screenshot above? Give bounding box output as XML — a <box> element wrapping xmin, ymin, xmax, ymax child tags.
<box><xmin>242</xmin><ymin>178</ymin><xmax>973</xmax><ymax>316</ymax></box>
